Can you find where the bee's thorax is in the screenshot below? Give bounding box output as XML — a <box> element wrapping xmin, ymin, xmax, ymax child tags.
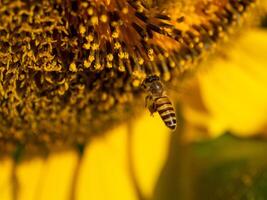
<box><xmin>148</xmin><ymin>81</ymin><xmax>164</xmax><ymax>96</ymax></box>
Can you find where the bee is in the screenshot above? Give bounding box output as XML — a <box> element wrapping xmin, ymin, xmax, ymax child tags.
<box><xmin>141</xmin><ymin>75</ymin><xmax>177</xmax><ymax>130</ymax></box>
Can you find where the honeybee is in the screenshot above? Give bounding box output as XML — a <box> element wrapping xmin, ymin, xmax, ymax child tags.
<box><xmin>141</xmin><ymin>75</ymin><xmax>177</xmax><ymax>130</ymax></box>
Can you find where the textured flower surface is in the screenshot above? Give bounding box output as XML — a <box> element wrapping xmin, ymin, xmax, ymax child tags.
<box><xmin>0</xmin><ymin>0</ymin><xmax>262</xmax><ymax>154</ymax></box>
<box><xmin>1</xmin><ymin>0</ymin><xmax>267</xmax><ymax>200</ymax></box>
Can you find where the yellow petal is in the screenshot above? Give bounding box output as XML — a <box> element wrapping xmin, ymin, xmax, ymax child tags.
<box><xmin>36</xmin><ymin>151</ymin><xmax>78</xmax><ymax>200</ymax></box>
<box><xmin>182</xmin><ymin>29</ymin><xmax>267</xmax><ymax>138</ymax></box>
<box><xmin>76</xmin><ymin>125</ymin><xmax>138</xmax><ymax>200</ymax></box>
<box><xmin>17</xmin><ymin>158</ymin><xmax>45</xmax><ymax>200</ymax></box>
<box><xmin>131</xmin><ymin>114</ymin><xmax>170</xmax><ymax>197</ymax></box>
<box><xmin>0</xmin><ymin>158</ymin><xmax>13</xmax><ymax>200</ymax></box>
<box><xmin>76</xmin><ymin>113</ymin><xmax>170</xmax><ymax>200</ymax></box>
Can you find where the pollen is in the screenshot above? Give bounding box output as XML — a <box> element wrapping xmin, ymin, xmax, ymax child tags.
<box><xmin>100</xmin><ymin>14</ymin><xmax>108</xmax><ymax>23</ymax></box>
<box><xmin>69</xmin><ymin>62</ymin><xmax>78</xmax><ymax>72</ymax></box>
<box><xmin>79</xmin><ymin>25</ymin><xmax>87</xmax><ymax>36</ymax></box>
<box><xmin>84</xmin><ymin>60</ymin><xmax>91</xmax><ymax>68</ymax></box>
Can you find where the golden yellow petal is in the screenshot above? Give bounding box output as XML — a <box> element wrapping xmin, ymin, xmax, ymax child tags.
<box><xmin>182</xmin><ymin>29</ymin><xmax>267</xmax><ymax>139</ymax></box>
<box><xmin>76</xmin><ymin>113</ymin><xmax>170</xmax><ymax>200</ymax></box>
<box><xmin>76</xmin><ymin>125</ymin><xmax>138</xmax><ymax>200</ymax></box>
<box><xmin>0</xmin><ymin>158</ymin><xmax>13</xmax><ymax>200</ymax></box>
<box><xmin>17</xmin><ymin>158</ymin><xmax>45</xmax><ymax>200</ymax></box>
<box><xmin>40</xmin><ymin>152</ymin><xmax>79</xmax><ymax>200</ymax></box>
<box><xmin>130</xmin><ymin>114</ymin><xmax>170</xmax><ymax>197</ymax></box>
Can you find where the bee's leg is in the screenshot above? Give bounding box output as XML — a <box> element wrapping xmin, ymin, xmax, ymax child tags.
<box><xmin>145</xmin><ymin>95</ymin><xmax>152</xmax><ymax>108</ymax></box>
<box><xmin>145</xmin><ymin>95</ymin><xmax>156</xmax><ymax>116</ymax></box>
<box><xmin>148</xmin><ymin>103</ymin><xmax>157</xmax><ymax>116</ymax></box>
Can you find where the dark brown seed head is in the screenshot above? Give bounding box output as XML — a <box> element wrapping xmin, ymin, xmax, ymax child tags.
<box><xmin>0</xmin><ymin>0</ymin><xmax>261</xmax><ymax>157</ymax></box>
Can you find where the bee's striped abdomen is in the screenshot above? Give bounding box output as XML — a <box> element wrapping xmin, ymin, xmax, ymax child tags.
<box><xmin>155</xmin><ymin>96</ymin><xmax>177</xmax><ymax>130</ymax></box>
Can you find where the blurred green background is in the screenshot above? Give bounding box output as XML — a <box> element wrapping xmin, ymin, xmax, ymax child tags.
<box><xmin>154</xmin><ymin>133</ymin><xmax>267</xmax><ymax>200</ymax></box>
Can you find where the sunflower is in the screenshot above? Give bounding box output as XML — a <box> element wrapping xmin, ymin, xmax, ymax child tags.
<box><xmin>1</xmin><ymin>0</ymin><xmax>267</xmax><ymax>199</ymax></box>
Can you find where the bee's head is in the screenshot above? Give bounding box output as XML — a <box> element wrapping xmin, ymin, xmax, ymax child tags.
<box><xmin>145</xmin><ymin>75</ymin><xmax>160</xmax><ymax>83</ymax></box>
<box><xmin>141</xmin><ymin>75</ymin><xmax>159</xmax><ymax>89</ymax></box>
<box><xmin>141</xmin><ymin>75</ymin><xmax>163</xmax><ymax>95</ymax></box>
